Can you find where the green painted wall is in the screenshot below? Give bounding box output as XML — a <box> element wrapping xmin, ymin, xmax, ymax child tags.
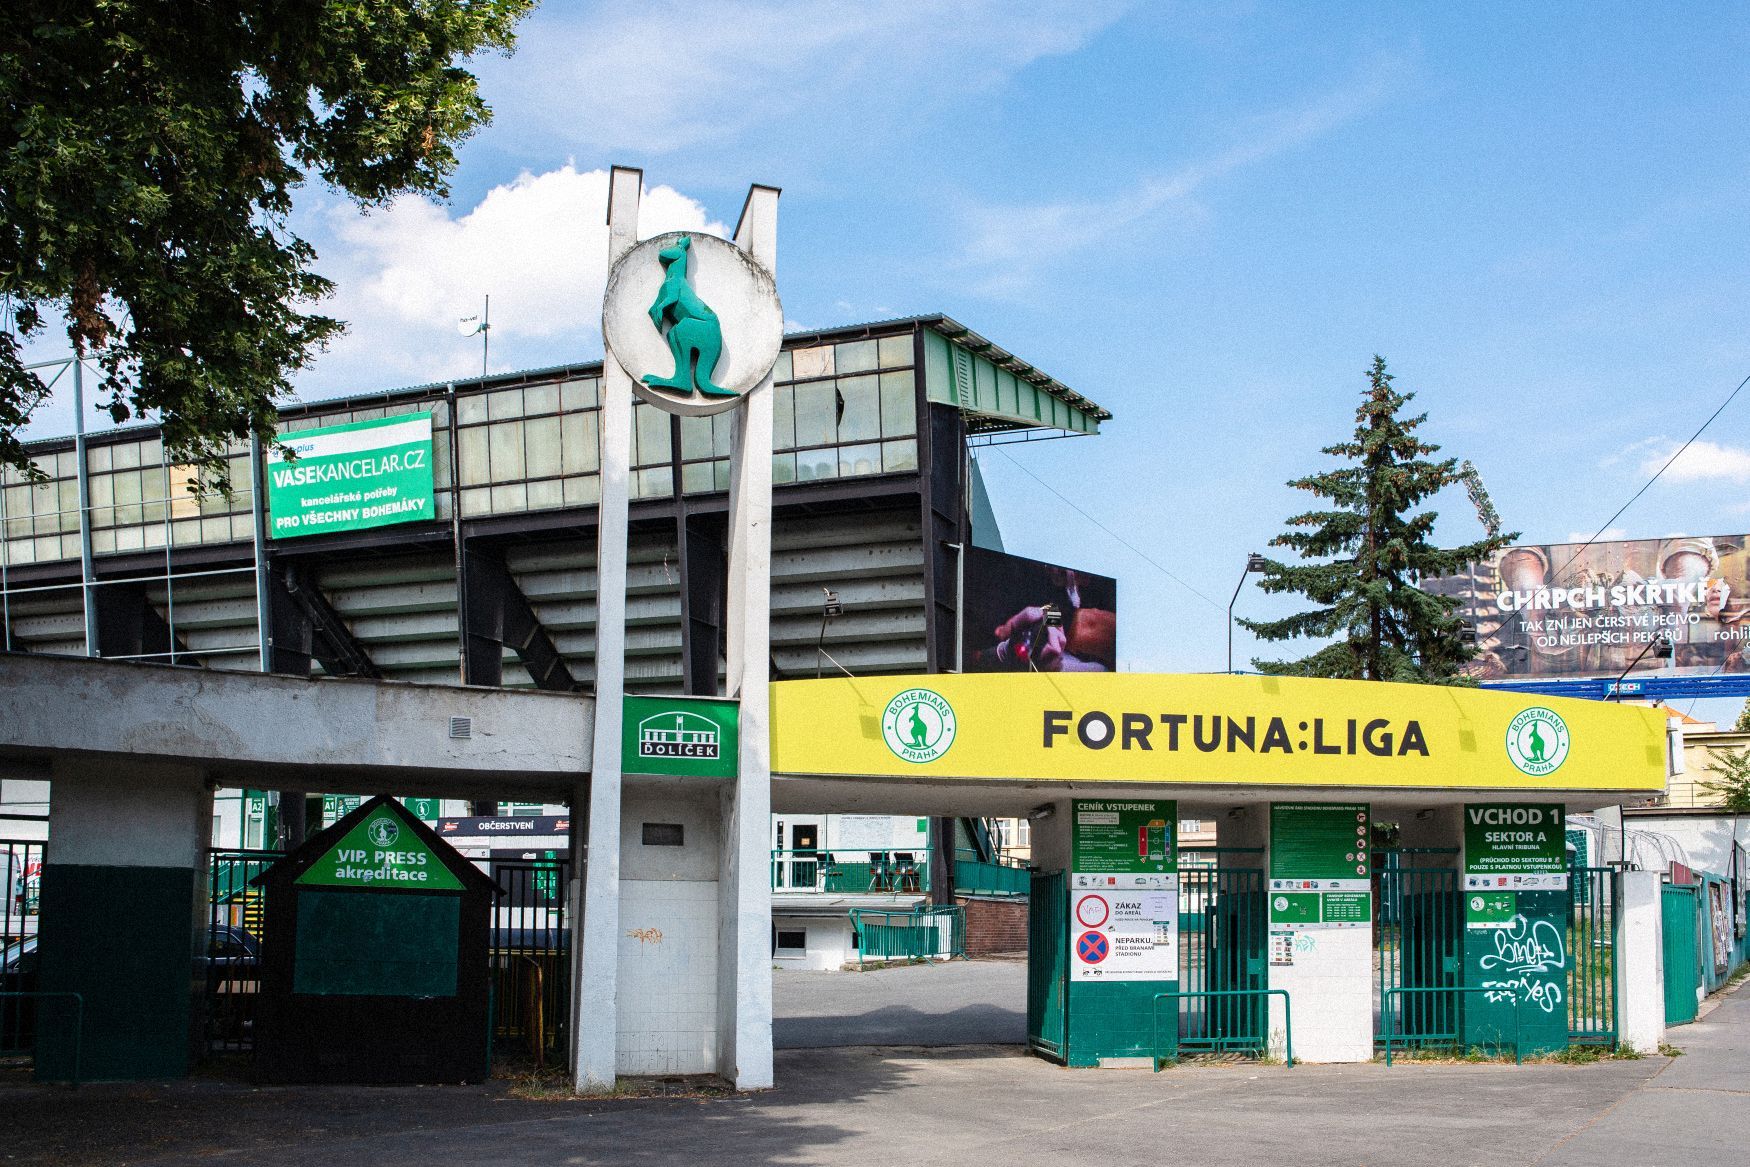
<box><xmin>36</xmin><ymin>864</ymin><xmax>199</xmax><ymax>1081</ymax></box>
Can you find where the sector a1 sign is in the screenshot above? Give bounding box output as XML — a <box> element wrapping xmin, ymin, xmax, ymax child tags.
<box><xmin>601</xmin><ymin>231</ymin><xmax>783</xmax><ymax>417</ymax></box>
<box><xmin>267</xmin><ymin>413</ymin><xmax>435</xmax><ymax>538</ymax></box>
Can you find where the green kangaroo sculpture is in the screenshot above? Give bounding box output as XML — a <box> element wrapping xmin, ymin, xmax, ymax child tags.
<box><xmin>642</xmin><ymin>235</ymin><xmax>734</xmax><ymax>397</ymax></box>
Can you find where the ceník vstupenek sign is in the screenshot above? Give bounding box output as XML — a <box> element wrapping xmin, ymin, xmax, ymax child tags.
<box><xmin>1426</xmin><ymin>533</ymin><xmax>1750</xmax><ymax>679</ymax></box>
<box><xmin>267</xmin><ymin>413</ymin><xmax>435</xmax><ymax>538</ymax></box>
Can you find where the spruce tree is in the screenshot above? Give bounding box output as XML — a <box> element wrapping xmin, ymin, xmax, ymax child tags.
<box><xmin>1240</xmin><ymin>356</ymin><xmax>1514</xmax><ymax>683</ymax></box>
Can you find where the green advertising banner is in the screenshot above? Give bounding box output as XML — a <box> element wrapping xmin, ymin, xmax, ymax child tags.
<box><xmin>1071</xmin><ymin>800</ymin><xmax>1178</xmax><ymax>874</ymax></box>
<box><xmin>267</xmin><ymin>413</ymin><xmax>435</xmax><ymax>539</ymax></box>
<box><xmin>1464</xmin><ymin>803</ymin><xmax>1568</xmax><ymax>890</ymax></box>
<box><xmin>1270</xmin><ymin>802</ymin><xmax>1371</xmax><ymax>929</ymax></box>
<box><xmin>296</xmin><ymin>805</ymin><xmax>462</xmax><ymax>890</ymax></box>
<box><xmin>622</xmin><ymin>694</ymin><xmax>739</xmax><ymax>778</ymax></box>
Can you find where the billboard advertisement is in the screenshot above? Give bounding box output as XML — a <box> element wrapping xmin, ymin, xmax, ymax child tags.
<box><xmin>1426</xmin><ymin>534</ymin><xmax>1750</xmax><ymax>680</ymax></box>
<box><xmin>961</xmin><ymin>546</ymin><xmax>1116</xmax><ymax>672</ymax></box>
<box><xmin>267</xmin><ymin>412</ymin><xmax>435</xmax><ymax>539</ymax></box>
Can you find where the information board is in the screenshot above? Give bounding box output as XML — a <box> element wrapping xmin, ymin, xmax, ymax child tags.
<box><xmin>1071</xmin><ymin>799</ymin><xmax>1177</xmax><ymax>874</ymax></box>
<box><xmin>1464</xmin><ymin>803</ymin><xmax>1568</xmax><ymax>890</ymax></box>
<box><xmin>1070</xmin><ymin>799</ymin><xmax>1177</xmax><ymax>982</ymax></box>
<box><xmin>267</xmin><ymin>413</ymin><xmax>435</xmax><ymax>539</ymax></box>
<box><xmin>1269</xmin><ymin>802</ymin><xmax>1371</xmax><ymax>929</ymax></box>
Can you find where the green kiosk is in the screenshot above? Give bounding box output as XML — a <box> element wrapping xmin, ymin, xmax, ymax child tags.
<box><xmin>253</xmin><ymin>796</ymin><xmax>498</xmax><ymax>1084</ymax></box>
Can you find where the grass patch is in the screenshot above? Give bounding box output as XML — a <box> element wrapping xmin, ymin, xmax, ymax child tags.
<box><xmin>1659</xmin><ymin>1043</ymin><xmax>1684</xmax><ymax>1057</ymax></box>
<box><xmin>499</xmin><ymin>1063</ymin><xmax>734</xmax><ymax>1102</ymax></box>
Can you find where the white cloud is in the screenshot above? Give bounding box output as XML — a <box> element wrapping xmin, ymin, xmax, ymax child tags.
<box><xmin>948</xmin><ymin>60</ymin><xmax>1406</xmax><ymax>296</ymax></box>
<box><xmin>1567</xmin><ymin>527</ymin><xmax>1628</xmax><ymax>543</ymax></box>
<box><xmin>1637</xmin><ymin>438</ymin><xmax>1750</xmax><ymax>484</ymax></box>
<box><xmin>295</xmin><ymin>166</ymin><xmax>725</xmax><ymax>398</ymax></box>
<box><xmin>488</xmin><ymin>1</ymin><xmax>1135</xmax><ymax>155</ymax></box>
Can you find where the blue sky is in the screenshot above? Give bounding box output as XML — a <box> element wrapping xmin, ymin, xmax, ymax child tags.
<box><xmin>19</xmin><ymin>3</ymin><xmax>1750</xmax><ymax>710</ymax></box>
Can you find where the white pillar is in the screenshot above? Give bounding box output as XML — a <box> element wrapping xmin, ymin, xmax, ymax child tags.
<box><xmin>574</xmin><ymin>164</ymin><xmax>642</xmax><ymax>1094</ymax></box>
<box><xmin>717</xmin><ymin>184</ymin><xmax>780</xmax><ymax>1090</ymax></box>
<box><xmin>1617</xmin><ymin>869</ymin><xmax>1665</xmax><ymax>1054</ymax></box>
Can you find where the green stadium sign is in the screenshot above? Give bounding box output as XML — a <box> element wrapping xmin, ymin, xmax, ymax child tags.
<box><xmin>621</xmin><ymin>694</ymin><xmax>739</xmax><ymax>778</ymax></box>
<box><xmin>268</xmin><ymin>413</ymin><xmax>435</xmax><ymax>538</ymax></box>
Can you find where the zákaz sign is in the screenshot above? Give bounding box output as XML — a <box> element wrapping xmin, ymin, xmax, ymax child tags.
<box><xmin>268</xmin><ymin>413</ymin><xmax>435</xmax><ymax>538</ymax></box>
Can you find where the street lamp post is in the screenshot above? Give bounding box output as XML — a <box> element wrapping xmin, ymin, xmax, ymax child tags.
<box><xmin>1228</xmin><ymin>552</ymin><xmax>1268</xmax><ymax>674</ymax></box>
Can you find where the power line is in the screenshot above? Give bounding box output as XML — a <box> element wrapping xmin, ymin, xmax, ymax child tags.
<box><xmin>990</xmin><ymin>447</ymin><xmax>1225</xmax><ymax>611</ymax></box>
<box><xmin>1554</xmin><ymin>367</ymin><xmax>1750</xmax><ymax>581</ymax></box>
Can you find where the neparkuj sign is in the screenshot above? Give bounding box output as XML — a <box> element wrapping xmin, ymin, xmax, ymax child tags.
<box><xmin>268</xmin><ymin>413</ymin><xmax>435</xmax><ymax>539</ymax></box>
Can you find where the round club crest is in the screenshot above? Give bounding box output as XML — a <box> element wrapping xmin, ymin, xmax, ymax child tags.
<box><xmin>881</xmin><ymin>688</ymin><xmax>957</xmax><ymax>764</ymax></box>
<box><xmin>1505</xmin><ymin>706</ymin><xmax>1570</xmax><ymax>776</ymax></box>
<box><xmin>367</xmin><ymin>816</ymin><xmax>400</xmax><ymax>847</ymax></box>
<box><xmin>602</xmin><ymin>231</ymin><xmax>783</xmax><ymax>417</ymax></box>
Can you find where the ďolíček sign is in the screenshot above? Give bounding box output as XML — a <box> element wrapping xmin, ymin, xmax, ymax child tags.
<box><xmin>267</xmin><ymin>413</ymin><xmax>435</xmax><ymax>538</ymax></box>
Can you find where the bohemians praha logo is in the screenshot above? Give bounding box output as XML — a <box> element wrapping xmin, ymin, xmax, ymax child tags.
<box><xmin>882</xmin><ymin>688</ymin><xmax>957</xmax><ymax>763</ymax></box>
<box><xmin>1506</xmin><ymin>707</ymin><xmax>1570</xmax><ymax>776</ymax></box>
<box><xmin>367</xmin><ymin>816</ymin><xmax>400</xmax><ymax>847</ymax></box>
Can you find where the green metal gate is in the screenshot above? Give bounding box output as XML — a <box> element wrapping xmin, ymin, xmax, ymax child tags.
<box><xmin>1176</xmin><ymin>861</ymin><xmax>1266</xmax><ymax>1052</ymax></box>
<box><xmin>1026</xmin><ymin>870</ymin><xmax>1068</xmax><ymax>1060</ymax></box>
<box><xmin>1662</xmin><ymin>882</ymin><xmax>1700</xmax><ymax>1026</ymax></box>
<box><xmin>1567</xmin><ymin>864</ymin><xmax>1617</xmax><ymax>1045</ymax></box>
<box><xmin>1376</xmin><ymin>850</ymin><xmax>1461</xmax><ymax>1049</ymax></box>
<box><xmin>205</xmin><ymin>848</ymin><xmax>280</xmax><ymax>1055</ymax></box>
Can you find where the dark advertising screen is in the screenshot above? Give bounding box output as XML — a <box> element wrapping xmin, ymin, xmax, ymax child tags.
<box><xmin>961</xmin><ymin>546</ymin><xmax>1117</xmax><ymax>672</ymax></box>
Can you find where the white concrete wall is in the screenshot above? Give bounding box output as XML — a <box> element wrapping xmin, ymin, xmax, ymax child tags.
<box><xmin>1618</xmin><ymin>869</ymin><xmax>1666</xmax><ymax>1054</ymax></box>
<box><xmin>771</xmin><ymin>913</ymin><xmax>855</xmax><ymax>971</ymax></box>
<box><xmin>617</xmin><ymin>787</ymin><xmax>722</xmax><ymax>1075</ymax></box>
<box><xmin>47</xmin><ymin>760</ymin><xmax>209</xmax><ymax>869</ymax></box>
<box><xmin>1628</xmin><ymin>813</ymin><xmax>1748</xmax><ymax>876</ymax></box>
<box><xmin>1269</xmin><ymin>927</ymin><xmax>1373</xmax><ymax>1062</ymax></box>
<box><xmin>617</xmin><ymin>879</ymin><xmax>721</xmax><ymax>1074</ymax></box>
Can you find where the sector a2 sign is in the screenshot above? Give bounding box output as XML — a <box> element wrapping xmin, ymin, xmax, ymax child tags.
<box><xmin>267</xmin><ymin>413</ymin><xmax>435</xmax><ymax>538</ymax></box>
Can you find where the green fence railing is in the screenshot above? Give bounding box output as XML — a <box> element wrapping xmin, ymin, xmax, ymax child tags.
<box><xmin>953</xmin><ymin>849</ymin><xmax>1031</xmax><ymax>896</ymax></box>
<box><xmin>850</xmin><ymin>905</ymin><xmax>964</xmax><ymax>964</ymax></box>
<box><xmin>772</xmin><ymin>850</ymin><xmax>929</xmax><ymax>895</ymax></box>
<box><xmin>1151</xmin><ymin>989</ymin><xmax>1293</xmax><ymax>1069</ymax></box>
<box><xmin>1381</xmin><ymin>986</ymin><xmax>1522</xmax><ymax>1066</ymax></box>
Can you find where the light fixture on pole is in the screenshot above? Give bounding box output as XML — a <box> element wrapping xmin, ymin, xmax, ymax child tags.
<box><xmin>815</xmin><ymin>587</ymin><xmax>849</xmax><ymax>679</ymax></box>
<box><xmin>1227</xmin><ymin>552</ymin><xmax>1268</xmax><ymax>674</ymax></box>
<box><xmin>457</xmin><ymin>294</ymin><xmax>491</xmax><ymax>377</ymax></box>
<box><xmin>1610</xmin><ymin>634</ymin><xmax>1672</xmax><ymax>701</ymax></box>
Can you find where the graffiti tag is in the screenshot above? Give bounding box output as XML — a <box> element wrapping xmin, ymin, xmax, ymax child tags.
<box><xmin>1479</xmin><ymin>915</ymin><xmax>1567</xmax><ymax>1013</ymax></box>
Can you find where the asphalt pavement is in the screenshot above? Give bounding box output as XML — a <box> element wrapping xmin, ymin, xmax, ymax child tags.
<box><xmin>2</xmin><ymin>971</ymin><xmax>1745</xmax><ymax>1167</ymax></box>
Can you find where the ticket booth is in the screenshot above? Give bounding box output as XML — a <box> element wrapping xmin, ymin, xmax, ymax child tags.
<box><xmin>252</xmin><ymin>796</ymin><xmax>497</xmax><ymax>1084</ymax></box>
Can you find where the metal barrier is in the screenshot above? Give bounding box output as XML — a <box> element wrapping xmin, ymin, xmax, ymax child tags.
<box><xmin>490</xmin><ymin>858</ymin><xmax>570</xmax><ymax>1063</ymax></box>
<box><xmin>772</xmin><ymin>851</ymin><xmax>925</xmax><ymax>894</ymax></box>
<box><xmin>204</xmin><ymin>848</ymin><xmax>279</xmax><ymax>1054</ymax></box>
<box><xmin>850</xmin><ymin>905</ymin><xmax>964</xmax><ymax>964</ymax></box>
<box><xmin>952</xmin><ymin>850</ymin><xmax>1030</xmax><ymax>896</ymax></box>
<box><xmin>1381</xmin><ymin>986</ymin><xmax>1521</xmax><ymax>1066</ymax></box>
<box><xmin>1568</xmin><ymin>864</ymin><xmax>1618</xmax><ymax>1045</ymax></box>
<box><xmin>1150</xmin><ymin>988</ymin><xmax>1292</xmax><ymax>1069</ymax></box>
<box><xmin>0</xmin><ymin>991</ymin><xmax>83</xmax><ymax>1085</ymax></box>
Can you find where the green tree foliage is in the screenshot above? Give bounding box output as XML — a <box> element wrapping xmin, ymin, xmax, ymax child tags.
<box><xmin>1701</xmin><ymin>746</ymin><xmax>1750</xmax><ymax>814</ymax></box>
<box><xmin>1733</xmin><ymin>700</ymin><xmax>1750</xmax><ymax>733</ymax></box>
<box><xmin>0</xmin><ymin>1</ymin><xmax>532</xmax><ymax>488</ymax></box>
<box><xmin>1241</xmin><ymin>356</ymin><xmax>1515</xmax><ymax>682</ymax></box>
